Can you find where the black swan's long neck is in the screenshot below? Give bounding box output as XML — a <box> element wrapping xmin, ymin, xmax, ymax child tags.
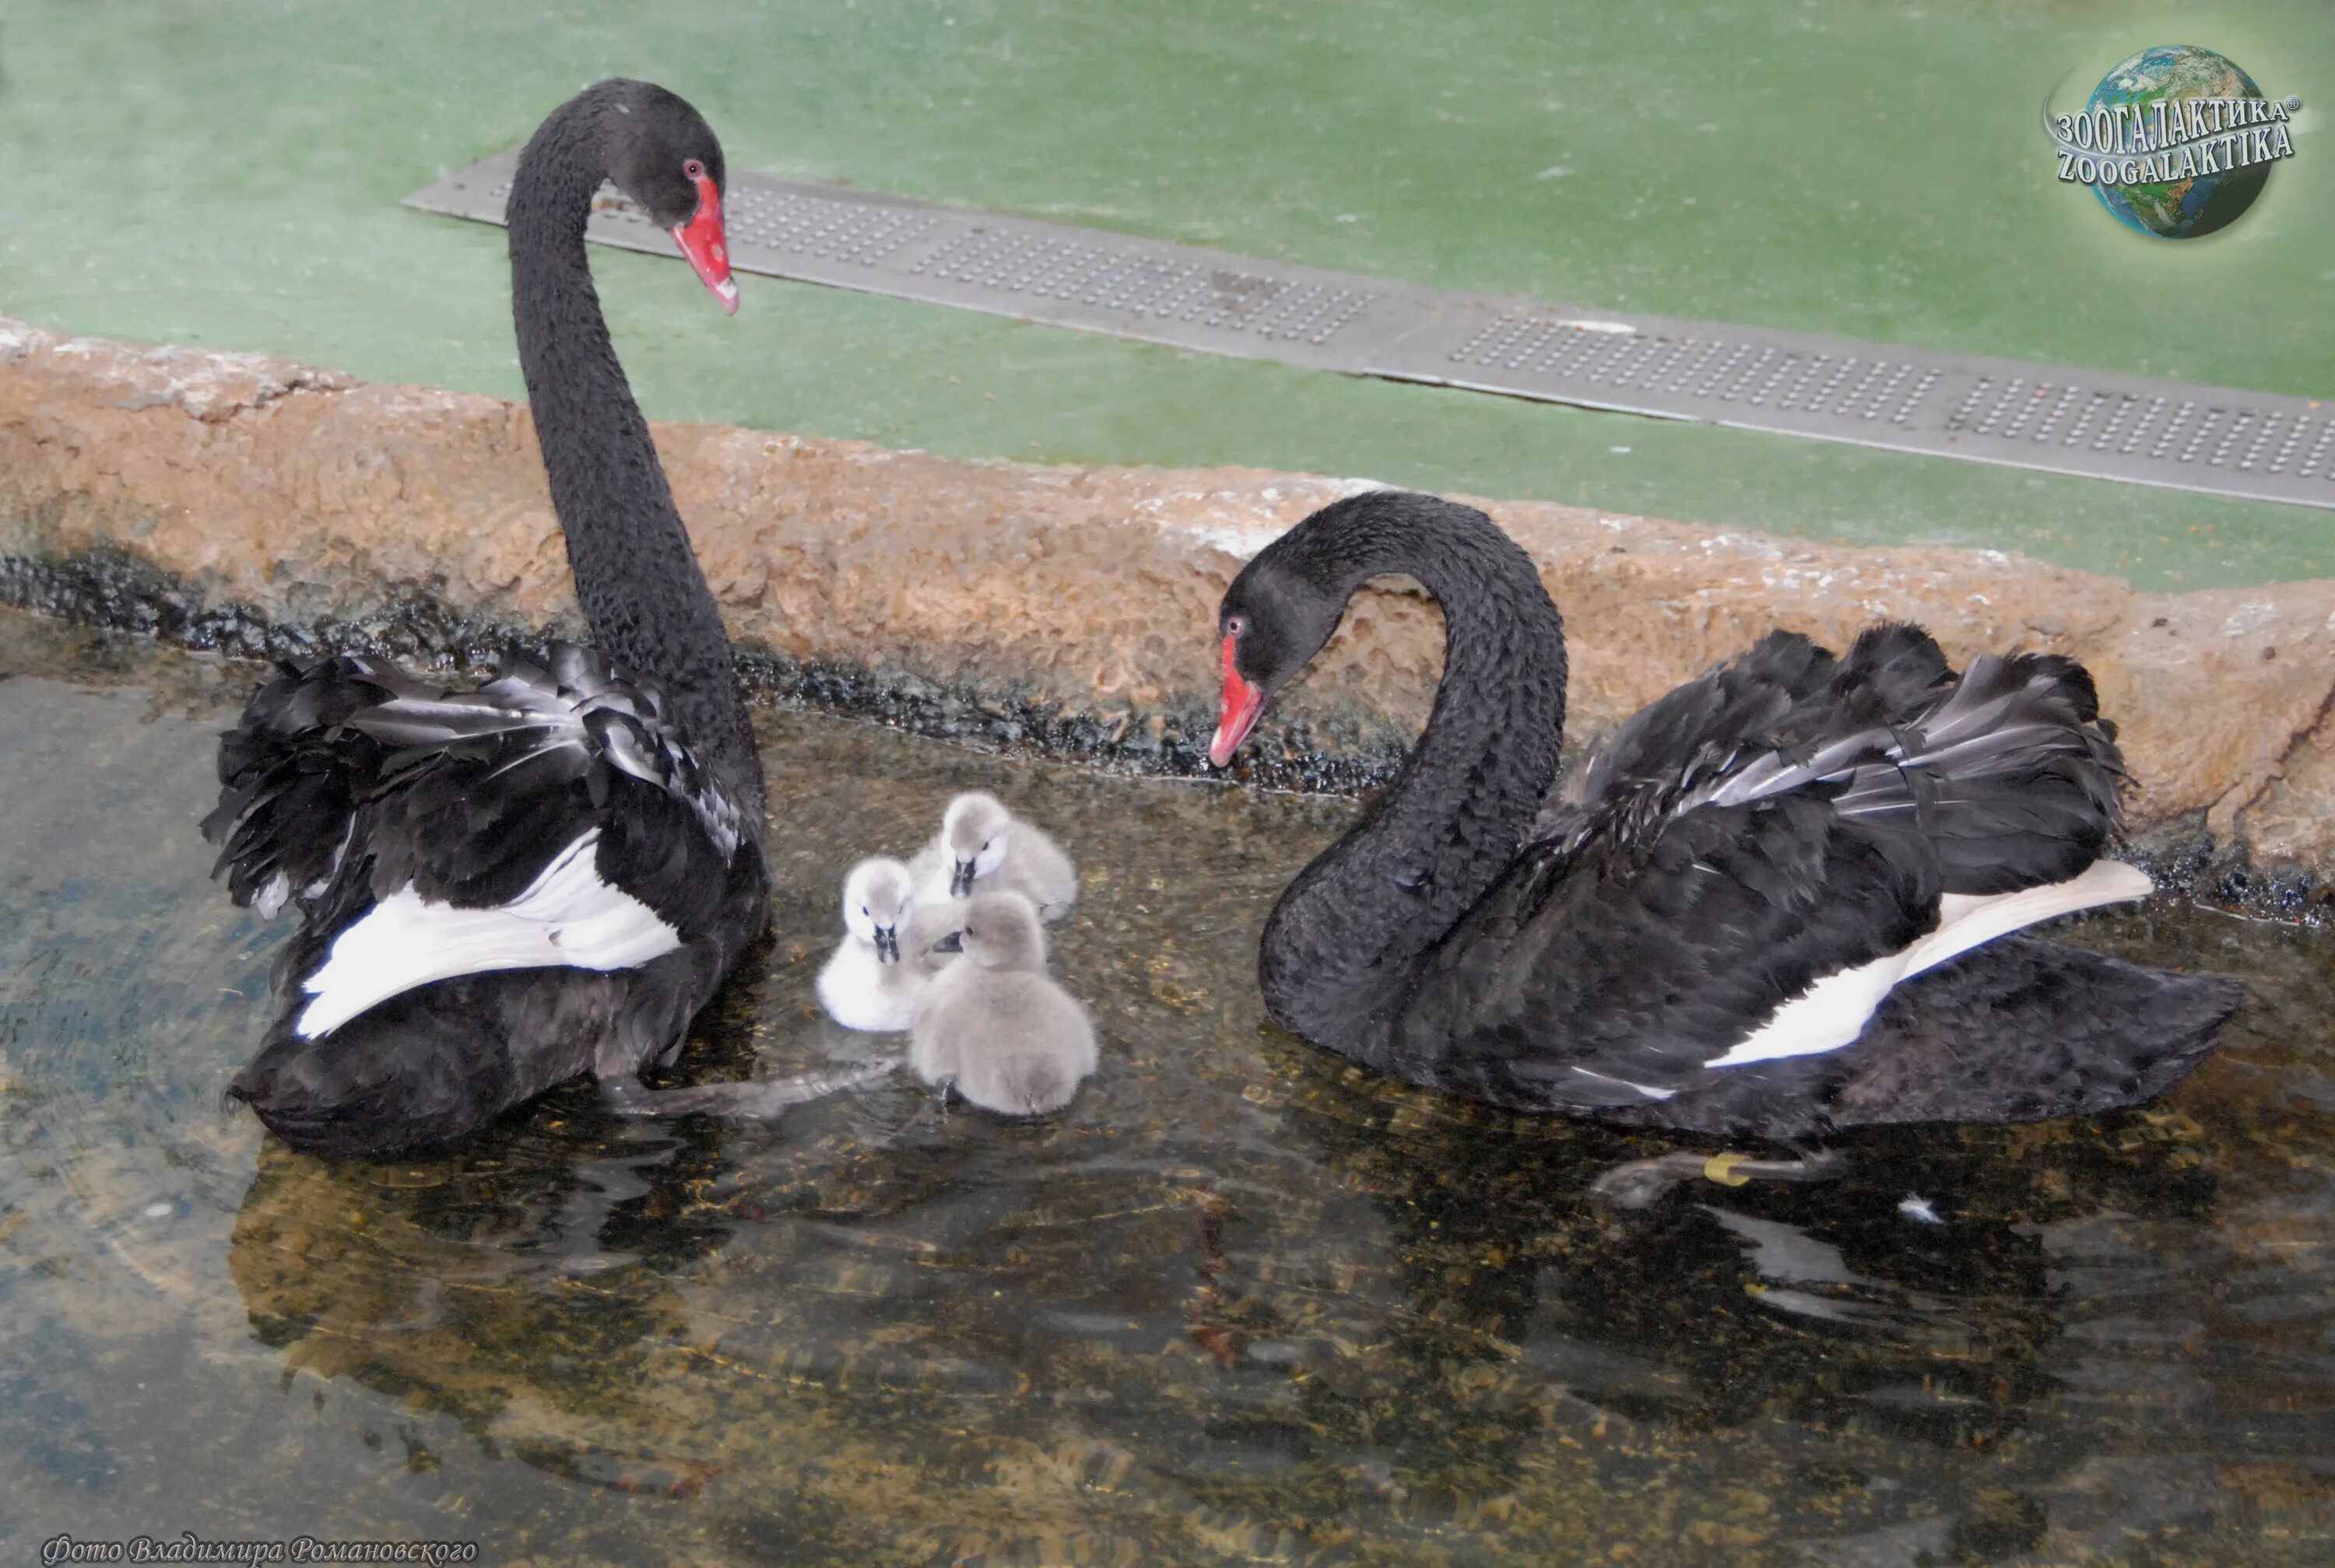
<box><xmin>1259</xmin><ymin>506</ymin><xmax>1568</xmax><ymax>1050</ymax></box>
<box><xmin>507</xmin><ymin>100</ymin><xmax>764</xmax><ymax>816</ymax></box>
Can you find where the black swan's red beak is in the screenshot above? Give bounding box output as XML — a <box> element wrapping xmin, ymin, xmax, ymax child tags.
<box><xmin>1208</xmin><ymin>633</ymin><xmax>1265</xmax><ymax>767</ymax></box>
<box><xmin>672</xmin><ymin>170</ymin><xmax>740</xmax><ymax>314</ymax></box>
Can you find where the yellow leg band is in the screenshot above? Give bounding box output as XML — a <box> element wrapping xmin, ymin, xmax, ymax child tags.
<box><xmin>1703</xmin><ymin>1151</ymin><xmax>1752</xmax><ymax>1187</ymax></box>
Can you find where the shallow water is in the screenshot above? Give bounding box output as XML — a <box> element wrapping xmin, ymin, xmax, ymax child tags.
<box><xmin>2</xmin><ymin>605</ymin><xmax>2332</xmax><ymax>1566</ymax></box>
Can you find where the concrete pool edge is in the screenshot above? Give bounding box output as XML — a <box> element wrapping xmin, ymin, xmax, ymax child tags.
<box><xmin>4</xmin><ymin>314</ymin><xmax>2332</xmax><ymax>900</ymax></box>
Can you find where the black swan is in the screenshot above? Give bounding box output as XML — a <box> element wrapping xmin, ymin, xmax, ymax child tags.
<box><xmin>1206</xmin><ymin>490</ymin><xmax>2239</xmax><ymax>1145</ymax></box>
<box><xmin>205</xmin><ymin>80</ymin><xmax>792</xmax><ymax>1156</ymax></box>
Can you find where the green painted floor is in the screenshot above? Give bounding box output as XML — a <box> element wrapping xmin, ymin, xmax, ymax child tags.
<box><xmin>5</xmin><ymin>1</ymin><xmax>2330</xmax><ymax>590</ymax></box>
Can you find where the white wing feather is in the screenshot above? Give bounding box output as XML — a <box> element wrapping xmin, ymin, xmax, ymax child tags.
<box><xmin>1705</xmin><ymin>860</ymin><xmax>2153</xmax><ymax>1068</ymax></box>
<box><xmin>295</xmin><ymin>830</ymin><xmax>682</xmax><ymax>1038</ymax></box>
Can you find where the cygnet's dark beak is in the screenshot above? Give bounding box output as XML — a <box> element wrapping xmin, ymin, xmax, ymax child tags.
<box><xmin>950</xmin><ymin>858</ymin><xmax>977</xmax><ymax>897</ymax></box>
<box><xmin>932</xmin><ymin>928</ymin><xmax>965</xmax><ymax>954</ymax></box>
<box><xmin>874</xmin><ymin>928</ymin><xmax>901</xmax><ymax>965</ymax></box>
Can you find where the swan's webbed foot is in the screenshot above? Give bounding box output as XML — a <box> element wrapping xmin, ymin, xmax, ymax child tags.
<box><xmin>1589</xmin><ymin>1148</ymin><xmax>1849</xmax><ymax>1209</ymax></box>
<box><xmin>600</xmin><ymin>1058</ymin><xmax>901</xmax><ymax>1121</ymax></box>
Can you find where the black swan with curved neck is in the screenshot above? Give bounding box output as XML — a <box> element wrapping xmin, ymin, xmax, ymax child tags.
<box><xmin>1208</xmin><ymin>491</ymin><xmax>2239</xmax><ymax>1142</ymax></box>
<box><xmin>205</xmin><ymin>81</ymin><xmax>781</xmax><ymax>1156</ymax></box>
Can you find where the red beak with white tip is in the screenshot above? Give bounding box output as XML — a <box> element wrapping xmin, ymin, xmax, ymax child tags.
<box><xmin>672</xmin><ymin>170</ymin><xmax>739</xmax><ymax>314</ymax></box>
<box><xmin>1208</xmin><ymin>633</ymin><xmax>1265</xmax><ymax>768</ymax></box>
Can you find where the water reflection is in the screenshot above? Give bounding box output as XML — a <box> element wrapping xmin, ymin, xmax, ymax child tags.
<box><xmin>211</xmin><ymin>1025</ymin><xmax>2256</xmax><ymax>1561</ymax></box>
<box><xmin>5</xmin><ymin>607</ymin><xmax>2332</xmax><ymax>1563</ymax></box>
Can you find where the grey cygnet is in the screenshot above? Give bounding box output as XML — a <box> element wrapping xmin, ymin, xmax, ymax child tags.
<box><xmin>910</xmin><ymin>891</ymin><xmax>1097</xmax><ymax>1115</ymax></box>
<box><xmin>910</xmin><ymin>791</ymin><xmax>1078</xmax><ymax>920</ymax></box>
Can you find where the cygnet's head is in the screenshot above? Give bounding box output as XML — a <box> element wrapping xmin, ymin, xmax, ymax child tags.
<box><xmin>941</xmin><ymin>792</ymin><xmax>1013</xmax><ymax>896</ymax></box>
<box><xmin>899</xmin><ymin>896</ymin><xmax>968</xmax><ymax>976</ymax></box>
<box><xmin>840</xmin><ymin>857</ymin><xmax>916</xmax><ymax>963</ymax></box>
<box><xmin>931</xmin><ymin>890</ymin><xmax>1048</xmax><ymax>972</ymax></box>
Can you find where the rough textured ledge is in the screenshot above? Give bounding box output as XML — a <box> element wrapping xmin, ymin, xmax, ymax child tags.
<box><xmin>5</xmin><ymin>314</ymin><xmax>2333</xmax><ymax>891</ymax></box>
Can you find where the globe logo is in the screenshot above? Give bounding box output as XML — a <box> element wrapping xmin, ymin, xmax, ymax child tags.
<box><xmin>2045</xmin><ymin>45</ymin><xmax>2301</xmax><ymax>239</ymax></box>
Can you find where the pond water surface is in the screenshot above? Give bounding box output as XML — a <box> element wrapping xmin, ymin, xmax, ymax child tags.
<box><xmin>2</xmin><ymin>605</ymin><xmax>2331</xmax><ymax>1566</ymax></box>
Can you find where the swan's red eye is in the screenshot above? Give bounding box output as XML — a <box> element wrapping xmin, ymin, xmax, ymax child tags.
<box><xmin>683</xmin><ymin>158</ymin><xmax>706</xmax><ymax>180</ymax></box>
<box><xmin>1226</xmin><ymin>616</ymin><xmax>1246</xmax><ymax>637</ymax></box>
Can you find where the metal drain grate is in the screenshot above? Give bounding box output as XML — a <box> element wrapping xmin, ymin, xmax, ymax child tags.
<box><xmin>407</xmin><ymin>150</ymin><xmax>2333</xmax><ymax>510</ymax></box>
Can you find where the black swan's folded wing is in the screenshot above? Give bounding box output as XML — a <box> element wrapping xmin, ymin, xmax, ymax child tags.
<box><xmin>1403</xmin><ymin>626</ymin><xmax>2140</xmax><ymax>1107</ymax></box>
<box><xmin>1533</xmin><ymin>626</ymin><xmax>1859</xmax><ymax>851</ymax></box>
<box><xmin>201</xmin><ymin>654</ymin><xmax>416</xmax><ymax>915</ymax></box>
<box><xmin>1537</xmin><ymin>624</ymin><xmax>2124</xmax><ymax>895</ymax></box>
<box><xmin>1398</xmin><ymin>791</ymin><xmax>1937</xmax><ymax>1106</ymax></box>
<box><xmin>205</xmin><ymin>644</ymin><xmax>750</xmax><ymax>1039</ymax></box>
<box><xmin>342</xmin><ymin>644</ymin><xmax>743</xmax><ymax>906</ymax></box>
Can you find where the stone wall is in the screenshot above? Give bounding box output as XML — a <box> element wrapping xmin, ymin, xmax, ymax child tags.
<box><xmin>5</xmin><ymin>314</ymin><xmax>2332</xmax><ymax>876</ymax></box>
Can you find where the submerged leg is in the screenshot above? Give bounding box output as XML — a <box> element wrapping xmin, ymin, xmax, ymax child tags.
<box><xmin>551</xmin><ymin>1125</ymin><xmax>680</xmax><ymax>1272</ymax></box>
<box><xmin>601</xmin><ymin>1058</ymin><xmax>902</xmax><ymax>1121</ymax></box>
<box><xmin>1589</xmin><ymin>1149</ymin><xmax>1850</xmax><ymax>1209</ymax></box>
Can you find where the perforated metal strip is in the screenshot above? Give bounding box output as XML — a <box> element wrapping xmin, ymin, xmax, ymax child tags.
<box><xmin>407</xmin><ymin>150</ymin><xmax>2334</xmax><ymax>510</ymax></box>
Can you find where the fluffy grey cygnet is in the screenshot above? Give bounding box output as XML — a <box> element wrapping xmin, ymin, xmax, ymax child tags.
<box><xmin>816</xmin><ymin>858</ymin><xmax>955</xmax><ymax>1032</ymax></box>
<box><xmin>909</xmin><ymin>791</ymin><xmax>1078</xmax><ymax>920</ymax></box>
<box><xmin>910</xmin><ymin>892</ymin><xmax>1097</xmax><ymax>1115</ymax></box>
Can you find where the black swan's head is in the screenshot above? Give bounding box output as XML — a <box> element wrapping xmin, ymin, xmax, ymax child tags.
<box><xmin>1209</xmin><ymin>489</ymin><xmax>1550</xmax><ymax>766</ymax></box>
<box><xmin>1209</xmin><ymin>489</ymin><xmax>1456</xmax><ymax>766</ymax></box>
<box><xmin>588</xmin><ymin>79</ymin><xmax>739</xmax><ymax>314</ymax></box>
